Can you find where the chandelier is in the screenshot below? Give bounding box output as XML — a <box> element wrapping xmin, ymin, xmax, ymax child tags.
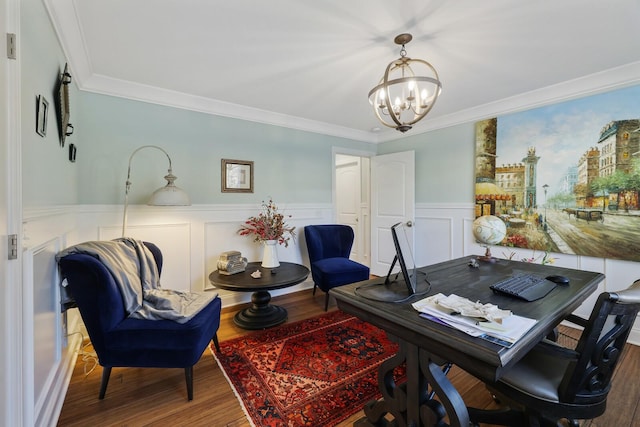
<box><xmin>368</xmin><ymin>33</ymin><xmax>442</xmax><ymax>133</ymax></box>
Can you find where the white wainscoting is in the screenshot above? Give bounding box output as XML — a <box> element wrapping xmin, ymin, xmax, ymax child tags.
<box><xmin>100</xmin><ymin>223</ymin><xmax>193</xmax><ymax>292</ymax></box>
<box><xmin>21</xmin><ymin>202</ymin><xmax>640</xmax><ymax>425</ymax></box>
<box><xmin>23</xmin><ymin>238</ymin><xmax>61</xmax><ymax>426</ymax></box>
<box><xmin>22</xmin><ymin>202</ymin><xmax>335</xmax><ymax>425</ymax></box>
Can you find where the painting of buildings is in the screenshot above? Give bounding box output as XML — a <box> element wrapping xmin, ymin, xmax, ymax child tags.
<box><xmin>475</xmin><ymin>84</ymin><xmax>640</xmax><ymax>261</ymax></box>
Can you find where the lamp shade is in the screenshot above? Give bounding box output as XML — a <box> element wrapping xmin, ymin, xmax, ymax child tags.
<box><xmin>148</xmin><ymin>186</ymin><xmax>190</xmax><ymax>206</ymax></box>
<box><xmin>148</xmin><ymin>173</ymin><xmax>190</xmax><ymax>206</ymax></box>
<box><xmin>122</xmin><ymin>145</ymin><xmax>191</xmax><ymax>237</ymax></box>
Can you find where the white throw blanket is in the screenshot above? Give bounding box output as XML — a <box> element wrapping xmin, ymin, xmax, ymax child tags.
<box><xmin>57</xmin><ymin>238</ymin><xmax>217</xmax><ymax>324</ymax></box>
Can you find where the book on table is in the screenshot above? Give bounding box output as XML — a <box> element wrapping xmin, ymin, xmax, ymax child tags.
<box><xmin>217</xmin><ymin>251</ymin><xmax>248</xmax><ymax>275</ymax></box>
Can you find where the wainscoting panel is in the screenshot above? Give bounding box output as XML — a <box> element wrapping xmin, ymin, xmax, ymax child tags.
<box><xmin>100</xmin><ymin>223</ymin><xmax>192</xmax><ymax>292</ymax></box>
<box><xmin>23</xmin><ymin>237</ymin><xmax>67</xmax><ymax>426</ymax></box>
<box><xmin>416</xmin><ymin>203</ymin><xmax>472</xmax><ymax>265</ymax></box>
<box><xmin>415</xmin><ymin>216</ymin><xmax>454</xmax><ymax>265</ymax></box>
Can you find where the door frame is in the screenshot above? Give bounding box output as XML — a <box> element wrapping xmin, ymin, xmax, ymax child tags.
<box><xmin>2</xmin><ymin>0</ymin><xmax>25</xmax><ymax>425</ymax></box>
<box><xmin>331</xmin><ymin>147</ymin><xmax>375</xmax><ymax>265</ymax></box>
<box><xmin>332</xmin><ymin>147</ymin><xmax>415</xmax><ymax>276</ymax></box>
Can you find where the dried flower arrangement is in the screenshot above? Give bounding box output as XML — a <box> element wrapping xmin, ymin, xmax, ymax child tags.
<box><xmin>238</xmin><ymin>199</ymin><xmax>295</xmax><ymax>247</ymax></box>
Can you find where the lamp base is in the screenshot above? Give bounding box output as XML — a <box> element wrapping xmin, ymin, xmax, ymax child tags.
<box><xmin>477</xmin><ymin>255</ymin><xmax>498</xmax><ymax>263</ymax></box>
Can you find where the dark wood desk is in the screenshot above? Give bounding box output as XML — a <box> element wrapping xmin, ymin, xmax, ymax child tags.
<box><xmin>331</xmin><ymin>256</ymin><xmax>604</xmax><ymax>427</ymax></box>
<box><xmin>209</xmin><ymin>262</ymin><xmax>309</xmax><ymax>330</ymax></box>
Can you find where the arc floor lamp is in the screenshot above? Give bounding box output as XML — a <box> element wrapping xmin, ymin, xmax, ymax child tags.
<box><xmin>121</xmin><ymin>145</ymin><xmax>190</xmax><ymax>237</ymax></box>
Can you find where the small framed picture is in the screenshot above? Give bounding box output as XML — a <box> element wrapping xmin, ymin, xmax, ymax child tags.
<box><xmin>69</xmin><ymin>143</ymin><xmax>77</xmax><ymax>163</ymax></box>
<box><xmin>222</xmin><ymin>159</ymin><xmax>254</xmax><ymax>193</ymax></box>
<box><xmin>36</xmin><ymin>95</ymin><xmax>49</xmax><ymax>137</ymax></box>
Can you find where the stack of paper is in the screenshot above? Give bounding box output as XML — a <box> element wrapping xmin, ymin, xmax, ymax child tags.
<box><xmin>412</xmin><ymin>293</ymin><xmax>537</xmax><ymax>347</ymax></box>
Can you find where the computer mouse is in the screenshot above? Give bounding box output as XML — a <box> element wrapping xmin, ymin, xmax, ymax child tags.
<box><xmin>546</xmin><ymin>275</ymin><xmax>570</xmax><ymax>285</ymax></box>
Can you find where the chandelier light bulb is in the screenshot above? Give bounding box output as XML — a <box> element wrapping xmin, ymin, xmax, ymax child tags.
<box><xmin>377</xmin><ymin>89</ymin><xmax>386</xmax><ymax>109</ymax></box>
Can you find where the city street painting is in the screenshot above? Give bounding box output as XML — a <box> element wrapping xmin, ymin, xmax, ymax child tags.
<box><xmin>474</xmin><ymin>84</ymin><xmax>640</xmax><ymax>262</ymax></box>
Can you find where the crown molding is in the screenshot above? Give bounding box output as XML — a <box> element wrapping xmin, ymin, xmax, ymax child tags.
<box><xmin>77</xmin><ymin>62</ymin><xmax>640</xmax><ymax>145</ymax></box>
<box><xmin>375</xmin><ymin>61</ymin><xmax>640</xmax><ymax>143</ymax></box>
<box><xmin>43</xmin><ymin>0</ymin><xmax>639</xmax><ymax>144</ymax></box>
<box><xmin>81</xmin><ymin>73</ymin><xmax>376</xmax><ymax>143</ymax></box>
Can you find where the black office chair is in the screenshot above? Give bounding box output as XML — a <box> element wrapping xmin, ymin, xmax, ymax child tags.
<box><xmin>468</xmin><ymin>279</ymin><xmax>640</xmax><ymax>427</ymax></box>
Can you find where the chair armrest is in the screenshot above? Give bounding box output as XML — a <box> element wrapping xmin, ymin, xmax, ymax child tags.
<box><xmin>533</xmin><ymin>339</ymin><xmax>580</xmax><ymax>360</ymax></box>
<box><xmin>563</xmin><ymin>313</ymin><xmax>588</xmax><ymax>328</ymax></box>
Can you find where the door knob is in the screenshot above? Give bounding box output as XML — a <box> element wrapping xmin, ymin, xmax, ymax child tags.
<box><xmin>406</xmin><ymin>220</ymin><xmax>413</xmax><ymax>227</ymax></box>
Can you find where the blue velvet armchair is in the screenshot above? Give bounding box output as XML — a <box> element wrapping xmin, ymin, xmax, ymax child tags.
<box><xmin>57</xmin><ymin>241</ymin><xmax>222</xmax><ymax>401</ymax></box>
<box><xmin>304</xmin><ymin>225</ymin><xmax>370</xmax><ymax>310</ymax></box>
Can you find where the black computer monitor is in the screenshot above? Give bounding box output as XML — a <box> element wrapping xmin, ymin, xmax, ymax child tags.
<box><xmin>354</xmin><ymin>222</ymin><xmax>427</xmax><ymax>302</ymax></box>
<box><xmin>386</xmin><ymin>221</ymin><xmax>417</xmax><ymax>295</ymax></box>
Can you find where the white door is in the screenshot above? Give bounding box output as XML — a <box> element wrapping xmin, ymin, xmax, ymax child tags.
<box><xmin>335</xmin><ymin>155</ymin><xmax>363</xmax><ymax>262</ymax></box>
<box><xmin>370</xmin><ymin>151</ymin><xmax>415</xmax><ymax>276</ymax></box>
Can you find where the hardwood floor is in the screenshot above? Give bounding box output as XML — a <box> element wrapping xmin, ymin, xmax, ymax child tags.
<box><xmin>57</xmin><ymin>290</ymin><xmax>640</xmax><ymax>427</ymax></box>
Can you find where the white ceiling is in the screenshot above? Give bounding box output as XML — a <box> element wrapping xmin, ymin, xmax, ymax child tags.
<box><xmin>45</xmin><ymin>0</ymin><xmax>640</xmax><ymax>143</ymax></box>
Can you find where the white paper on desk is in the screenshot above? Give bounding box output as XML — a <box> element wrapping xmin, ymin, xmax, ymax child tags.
<box><xmin>413</xmin><ymin>293</ymin><xmax>537</xmax><ymax>346</ymax></box>
<box><xmin>434</xmin><ymin>293</ymin><xmax>512</xmax><ymax>323</ymax></box>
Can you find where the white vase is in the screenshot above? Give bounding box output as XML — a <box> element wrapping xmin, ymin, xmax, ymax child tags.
<box><xmin>261</xmin><ymin>240</ymin><xmax>280</xmax><ymax>268</ymax></box>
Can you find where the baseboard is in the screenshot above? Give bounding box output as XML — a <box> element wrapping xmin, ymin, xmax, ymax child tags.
<box><xmin>37</xmin><ymin>317</ymin><xmax>83</xmax><ymax>427</ymax></box>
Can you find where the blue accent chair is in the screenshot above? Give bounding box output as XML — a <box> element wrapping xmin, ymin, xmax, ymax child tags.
<box><xmin>57</xmin><ymin>242</ymin><xmax>222</xmax><ymax>401</ymax></box>
<box><xmin>304</xmin><ymin>225</ymin><xmax>370</xmax><ymax>311</ymax></box>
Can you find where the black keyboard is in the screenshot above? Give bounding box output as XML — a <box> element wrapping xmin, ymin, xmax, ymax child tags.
<box><xmin>490</xmin><ymin>273</ymin><xmax>557</xmax><ymax>302</ymax></box>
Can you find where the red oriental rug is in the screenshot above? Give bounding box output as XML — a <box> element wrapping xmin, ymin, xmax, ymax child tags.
<box><xmin>212</xmin><ymin>310</ymin><xmax>405</xmax><ymax>427</ymax></box>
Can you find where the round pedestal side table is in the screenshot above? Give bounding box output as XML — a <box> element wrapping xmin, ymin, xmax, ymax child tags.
<box><xmin>209</xmin><ymin>262</ymin><xmax>309</xmax><ymax>329</ymax></box>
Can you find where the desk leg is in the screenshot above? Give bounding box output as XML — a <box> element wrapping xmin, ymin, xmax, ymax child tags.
<box><xmin>355</xmin><ymin>335</ymin><xmax>469</xmax><ymax>427</ymax></box>
<box><xmin>233</xmin><ymin>290</ymin><xmax>288</xmax><ymax>330</ymax></box>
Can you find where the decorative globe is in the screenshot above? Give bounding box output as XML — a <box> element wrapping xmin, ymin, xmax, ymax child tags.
<box><xmin>473</xmin><ymin>215</ymin><xmax>506</xmax><ymax>246</ymax></box>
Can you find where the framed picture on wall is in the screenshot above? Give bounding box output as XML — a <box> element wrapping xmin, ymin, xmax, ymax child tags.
<box><xmin>473</xmin><ymin>84</ymin><xmax>640</xmax><ymax>262</ymax></box>
<box><xmin>222</xmin><ymin>159</ymin><xmax>254</xmax><ymax>193</ymax></box>
<box><xmin>36</xmin><ymin>95</ymin><xmax>49</xmax><ymax>137</ymax></box>
<box><xmin>56</xmin><ymin>63</ymin><xmax>73</xmax><ymax>147</ymax></box>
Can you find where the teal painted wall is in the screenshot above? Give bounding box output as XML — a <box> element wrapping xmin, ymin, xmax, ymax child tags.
<box><xmin>380</xmin><ymin>123</ymin><xmax>476</xmax><ymax>204</ymax></box>
<box><xmin>75</xmin><ymin>90</ymin><xmax>477</xmax><ymax>206</ymax></box>
<box><xmin>77</xmin><ymin>92</ymin><xmax>376</xmax><ymax>204</ymax></box>
<box><xmin>20</xmin><ymin>0</ymin><xmax>476</xmax><ymax>208</ymax></box>
<box><xmin>21</xmin><ymin>0</ymin><xmax>80</xmax><ymax>207</ymax></box>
